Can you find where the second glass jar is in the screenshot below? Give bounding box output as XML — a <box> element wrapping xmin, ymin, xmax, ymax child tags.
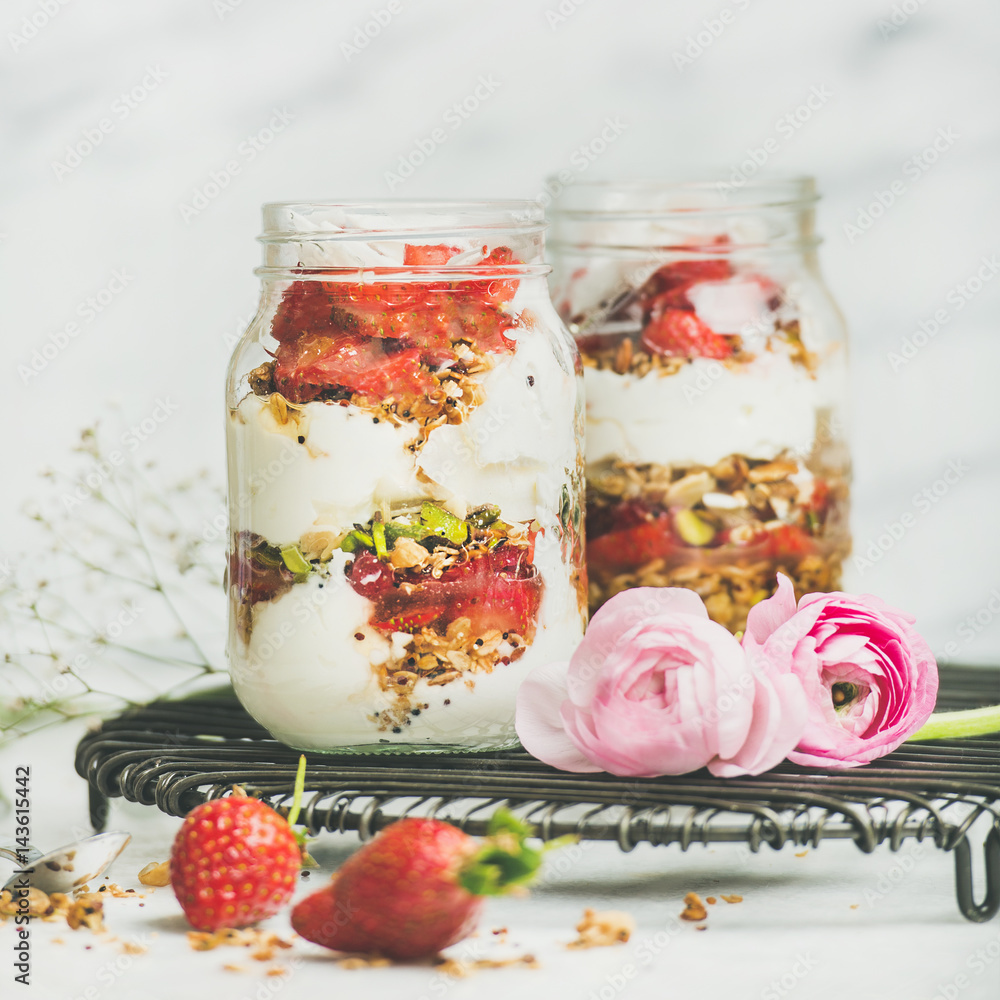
<box><xmin>226</xmin><ymin>201</ymin><xmax>586</xmax><ymax>752</ymax></box>
<box><xmin>548</xmin><ymin>177</ymin><xmax>851</xmax><ymax>633</ymax></box>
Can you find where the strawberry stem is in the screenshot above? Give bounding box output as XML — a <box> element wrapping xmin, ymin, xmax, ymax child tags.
<box><xmin>284</xmin><ymin>755</ymin><xmax>318</xmax><ymax>867</ymax></box>
<box><xmin>458</xmin><ymin>808</ymin><xmax>573</xmax><ymax>897</ymax></box>
<box><xmin>907</xmin><ymin>705</ymin><xmax>1000</xmax><ymax>742</ymax></box>
<box><xmin>286</xmin><ymin>754</ymin><xmax>307</xmax><ymax>828</ymax></box>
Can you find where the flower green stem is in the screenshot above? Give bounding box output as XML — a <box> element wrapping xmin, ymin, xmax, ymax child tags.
<box><xmin>908</xmin><ymin>705</ymin><xmax>1000</xmax><ymax>742</ymax></box>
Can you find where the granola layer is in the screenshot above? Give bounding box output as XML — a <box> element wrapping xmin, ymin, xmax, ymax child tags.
<box><xmin>586</xmin><ymin>452</ymin><xmax>850</xmax><ymax>633</ymax></box>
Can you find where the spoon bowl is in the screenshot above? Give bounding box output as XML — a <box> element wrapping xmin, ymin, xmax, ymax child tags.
<box><xmin>1</xmin><ymin>832</ymin><xmax>131</xmax><ymax>895</ymax></box>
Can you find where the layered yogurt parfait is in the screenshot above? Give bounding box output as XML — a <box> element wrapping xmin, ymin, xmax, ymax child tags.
<box><xmin>226</xmin><ymin>202</ymin><xmax>585</xmax><ymax>751</ymax></box>
<box><xmin>548</xmin><ymin>179</ymin><xmax>851</xmax><ymax>633</ymax></box>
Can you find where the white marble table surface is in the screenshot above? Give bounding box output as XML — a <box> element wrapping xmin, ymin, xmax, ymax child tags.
<box><xmin>1</xmin><ymin>721</ymin><xmax>999</xmax><ymax>1000</ymax></box>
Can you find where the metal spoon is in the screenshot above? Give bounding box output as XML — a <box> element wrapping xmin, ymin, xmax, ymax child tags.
<box><xmin>0</xmin><ymin>832</ymin><xmax>131</xmax><ymax>894</ymax></box>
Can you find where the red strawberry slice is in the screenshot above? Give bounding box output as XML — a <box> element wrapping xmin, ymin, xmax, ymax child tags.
<box><xmin>766</xmin><ymin>524</ymin><xmax>816</xmax><ymax>561</ymax></box>
<box><xmin>641</xmin><ymin>308</ymin><xmax>733</xmax><ymax>360</ymax></box>
<box><xmin>634</xmin><ymin>259</ymin><xmax>733</xmax><ymax>317</ymax></box>
<box><xmin>467</xmin><ymin>246</ymin><xmax>520</xmax><ymax>305</ymax></box>
<box><xmin>348</xmin><ymin>553</ymin><xmax>395</xmax><ymax>600</ymax></box>
<box><xmin>371</xmin><ymin>605</ymin><xmax>448</xmax><ymax>634</ymax></box>
<box><xmin>403</xmin><ymin>243</ymin><xmax>461</xmax><ymax>265</ymax></box>
<box><xmin>274</xmin><ymin>334</ymin><xmax>436</xmax><ymax>404</ymax></box>
<box><xmin>228</xmin><ymin>531</ymin><xmax>296</xmax><ymax>605</ymax></box>
<box><xmin>586</xmin><ymin>515</ymin><xmax>676</xmax><ymax>576</ymax></box>
<box><xmin>270</xmin><ymin>281</ymin><xmax>339</xmax><ymax>344</ymax></box>
<box><xmin>354</xmin><ymin>547</ymin><xmax>543</xmax><ymax>640</ymax></box>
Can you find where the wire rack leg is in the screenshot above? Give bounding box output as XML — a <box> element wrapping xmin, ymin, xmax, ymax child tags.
<box><xmin>954</xmin><ymin>829</ymin><xmax>1000</xmax><ymax>923</ymax></box>
<box><xmin>89</xmin><ymin>785</ymin><xmax>109</xmax><ymax>834</ymax></box>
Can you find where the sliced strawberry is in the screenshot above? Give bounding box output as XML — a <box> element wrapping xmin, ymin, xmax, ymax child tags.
<box><xmin>403</xmin><ymin>244</ymin><xmax>461</xmax><ymax>265</ymax></box>
<box><xmin>586</xmin><ymin>515</ymin><xmax>676</xmax><ymax>576</ymax></box>
<box><xmin>467</xmin><ymin>246</ymin><xmax>520</xmax><ymax>305</ymax></box>
<box><xmin>641</xmin><ymin>308</ymin><xmax>733</xmax><ymax>360</ymax></box>
<box><xmin>274</xmin><ymin>334</ymin><xmax>436</xmax><ymax>404</ymax></box>
<box><xmin>355</xmin><ymin>547</ymin><xmax>543</xmax><ymax>640</ymax></box>
<box><xmin>371</xmin><ymin>605</ymin><xmax>448</xmax><ymax>634</ymax></box>
<box><xmin>270</xmin><ymin>281</ymin><xmax>340</xmax><ymax>344</ymax></box>
<box><xmin>766</xmin><ymin>524</ymin><xmax>816</xmax><ymax>561</ymax></box>
<box><xmin>228</xmin><ymin>531</ymin><xmax>296</xmax><ymax>605</ymax></box>
<box><xmin>348</xmin><ymin>552</ymin><xmax>396</xmax><ymax>600</ymax></box>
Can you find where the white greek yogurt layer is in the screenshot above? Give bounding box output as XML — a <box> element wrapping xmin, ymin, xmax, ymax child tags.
<box><xmin>417</xmin><ymin>325</ymin><xmax>578</xmax><ymax>523</ymax></box>
<box><xmin>230</xmin><ymin>397</ymin><xmax>430</xmax><ymax>544</ymax></box>
<box><xmin>231</xmin><ymin>527</ymin><xmax>583</xmax><ymax>750</ymax></box>
<box><xmin>585</xmin><ymin>350</ymin><xmax>829</xmax><ymax>468</ymax></box>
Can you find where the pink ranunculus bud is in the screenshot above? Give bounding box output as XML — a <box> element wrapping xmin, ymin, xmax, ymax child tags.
<box><xmin>742</xmin><ymin>574</ymin><xmax>939</xmax><ymax>767</ymax></box>
<box><xmin>515</xmin><ymin>587</ymin><xmax>808</xmax><ymax>778</ymax></box>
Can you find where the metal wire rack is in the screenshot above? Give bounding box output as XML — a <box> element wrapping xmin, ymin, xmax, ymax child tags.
<box><xmin>76</xmin><ymin>664</ymin><xmax>1000</xmax><ymax>922</ymax></box>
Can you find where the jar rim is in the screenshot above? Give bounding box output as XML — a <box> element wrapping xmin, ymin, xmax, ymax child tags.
<box><xmin>260</xmin><ymin>199</ymin><xmax>547</xmax><ymax>243</ymax></box>
<box><xmin>547</xmin><ymin>175</ymin><xmax>818</xmax><ymax>217</ymax></box>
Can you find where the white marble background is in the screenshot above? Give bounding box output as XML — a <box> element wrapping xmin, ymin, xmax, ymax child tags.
<box><xmin>1</xmin><ymin>0</ymin><xmax>999</xmax><ymax>664</ymax></box>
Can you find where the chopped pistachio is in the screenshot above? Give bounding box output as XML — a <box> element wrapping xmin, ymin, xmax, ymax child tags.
<box><xmin>372</xmin><ymin>518</ymin><xmax>388</xmax><ymax>559</ymax></box>
<box><xmin>466</xmin><ymin>504</ymin><xmax>501</xmax><ymax>530</ymax></box>
<box><xmin>280</xmin><ymin>545</ymin><xmax>311</xmax><ymax>577</ymax></box>
<box><xmin>420</xmin><ymin>502</ymin><xmax>468</xmax><ymax>545</ymax></box>
<box><xmin>674</xmin><ymin>509</ymin><xmax>716</xmax><ymax>547</ymax></box>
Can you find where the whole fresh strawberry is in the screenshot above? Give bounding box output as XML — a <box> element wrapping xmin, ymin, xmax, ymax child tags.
<box><xmin>171</xmin><ymin>758</ymin><xmax>310</xmax><ymax>931</ymax></box>
<box><xmin>292</xmin><ymin>811</ymin><xmax>548</xmax><ymax>960</ymax></box>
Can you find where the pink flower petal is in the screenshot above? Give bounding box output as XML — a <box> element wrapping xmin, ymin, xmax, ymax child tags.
<box><xmin>744</xmin><ymin>573</ymin><xmax>798</xmax><ymax>646</ymax></box>
<box><xmin>515</xmin><ymin>660</ymin><xmax>600</xmax><ymax>772</ymax></box>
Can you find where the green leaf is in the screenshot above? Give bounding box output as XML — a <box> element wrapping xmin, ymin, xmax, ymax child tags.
<box><xmin>457</xmin><ymin>808</ymin><xmax>569</xmax><ymax>898</ymax></box>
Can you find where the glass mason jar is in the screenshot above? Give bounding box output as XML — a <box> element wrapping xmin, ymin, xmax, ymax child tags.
<box><xmin>548</xmin><ymin>177</ymin><xmax>850</xmax><ymax>633</ymax></box>
<box><xmin>226</xmin><ymin>201</ymin><xmax>586</xmax><ymax>752</ymax></box>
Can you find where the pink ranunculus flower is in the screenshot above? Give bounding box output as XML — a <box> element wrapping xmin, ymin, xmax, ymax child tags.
<box><xmin>515</xmin><ymin>587</ymin><xmax>808</xmax><ymax>778</ymax></box>
<box><xmin>743</xmin><ymin>574</ymin><xmax>939</xmax><ymax>767</ymax></box>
